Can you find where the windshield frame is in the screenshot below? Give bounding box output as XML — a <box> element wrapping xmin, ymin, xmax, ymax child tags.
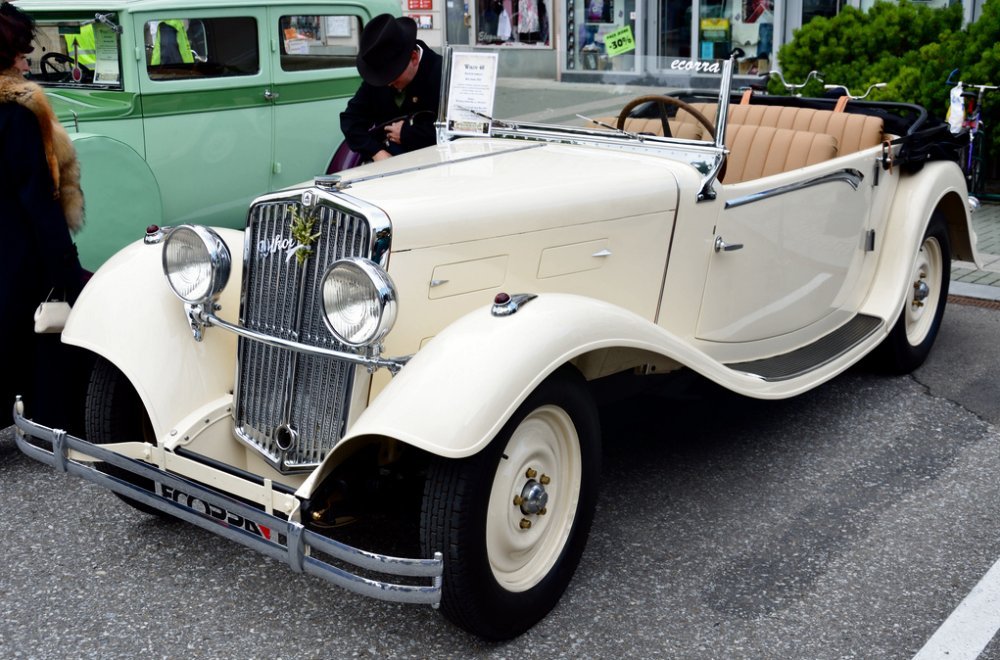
<box><xmin>435</xmin><ymin>47</ymin><xmax>737</xmax><ymax>201</ymax></box>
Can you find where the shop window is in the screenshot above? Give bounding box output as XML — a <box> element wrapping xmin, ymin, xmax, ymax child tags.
<box><xmin>565</xmin><ymin>0</ymin><xmax>637</xmax><ymax>72</ymax></box>
<box><xmin>279</xmin><ymin>15</ymin><xmax>361</xmax><ymax>71</ymax></box>
<box><xmin>144</xmin><ymin>17</ymin><xmax>258</xmax><ymax>79</ymax></box>
<box><xmin>697</xmin><ymin>0</ymin><xmax>773</xmax><ymax>74</ymax></box>
<box><xmin>474</xmin><ymin>0</ymin><xmax>551</xmax><ymax>46</ymax></box>
<box><xmin>803</xmin><ymin>0</ymin><xmax>842</xmax><ymax>24</ymax></box>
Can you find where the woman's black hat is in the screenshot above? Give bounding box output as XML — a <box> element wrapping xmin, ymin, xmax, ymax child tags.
<box><xmin>356</xmin><ymin>14</ymin><xmax>417</xmax><ymax>87</ymax></box>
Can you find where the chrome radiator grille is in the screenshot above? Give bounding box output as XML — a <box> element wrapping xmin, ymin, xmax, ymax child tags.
<box><xmin>235</xmin><ymin>196</ymin><xmax>372</xmax><ymax>473</ymax></box>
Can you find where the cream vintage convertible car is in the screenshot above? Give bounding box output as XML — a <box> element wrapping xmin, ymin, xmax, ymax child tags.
<box><xmin>14</xmin><ymin>51</ymin><xmax>979</xmax><ymax>639</ymax></box>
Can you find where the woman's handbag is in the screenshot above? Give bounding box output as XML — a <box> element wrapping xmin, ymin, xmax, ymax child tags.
<box><xmin>34</xmin><ymin>289</ymin><xmax>71</xmax><ymax>334</ymax></box>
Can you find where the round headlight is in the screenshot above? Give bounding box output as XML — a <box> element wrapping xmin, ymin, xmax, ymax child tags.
<box><xmin>162</xmin><ymin>225</ymin><xmax>232</xmax><ymax>304</ymax></box>
<box><xmin>321</xmin><ymin>258</ymin><xmax>397</xmax><ymax>347</ymax></box>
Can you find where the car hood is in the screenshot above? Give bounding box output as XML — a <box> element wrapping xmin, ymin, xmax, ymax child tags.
<box><xmin>334</xmin><ymin>138</ymin><xmax>683</xmax><ymax>251</ymax></box>
<box><xmin>44</xmin><ymin>89</ymin><xmax>140</xmax><ymax>126</ymax></box>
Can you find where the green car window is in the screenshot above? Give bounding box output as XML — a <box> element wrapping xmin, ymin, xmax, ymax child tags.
<box><xmin>278</xmin><ymin>14</ymin><xmax>361</xmax><ymax>71</ymax></box>
<box><xmin>30</xmin><ymin>17</ymin><xmax>122</xmax><ymax>88</ymax></box>
<box><xmin>144</xmin><ymin>17</ymin><xmax>259</xmax><ymax>80</ymax></box>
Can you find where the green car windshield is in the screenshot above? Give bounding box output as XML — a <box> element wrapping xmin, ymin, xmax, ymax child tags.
<box><xmin>28</xmin><ymin>14</ymin><xmax>123</xmax><ymax>89</ymax></box>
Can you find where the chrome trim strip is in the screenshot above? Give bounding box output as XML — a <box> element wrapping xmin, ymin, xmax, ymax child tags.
<box><xmin>203</xmin><ymin>309</ymin><xmax>409</xmax><ymax>374</ymax></box>
<box><xmin>13</xmin><ymin>405</ymin><xmax>442</xmax><ymax>606</ymax></box>
<box><xmin>724</xmin><ymin>169</ymin><xmax>866</xmax><ymax>210</ymax></box>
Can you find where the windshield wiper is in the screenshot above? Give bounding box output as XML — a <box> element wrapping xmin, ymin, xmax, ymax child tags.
<box><xmin>94</xmin><ymin>13</ymin><xmax>122</xmax><ymax>34</ymax></box>
<box><xmin>457</xmin><ymin>106</ymin><xmax>517</xmax><ymax>130</ymax></box>
<box><xmin>576</xmin><ymin>113</ymin><xmax>645</xmax><ymax>142</ymax></box>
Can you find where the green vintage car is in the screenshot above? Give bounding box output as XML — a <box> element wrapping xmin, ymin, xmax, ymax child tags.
<box><xmin>18</xmin><ymin>0</ymin><xmax>396</xmax><ymax>270</ymax></box>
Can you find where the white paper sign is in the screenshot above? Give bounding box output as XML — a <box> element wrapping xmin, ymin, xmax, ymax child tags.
<box><xmin>92</xmin><ymin>23</ymin><xmax>120</xmax><ymax>85</ymax></box>
<box><xmin>445</xmin><ymin>51</ymin><xmax>499</xmax><ymax>136</ymax></box>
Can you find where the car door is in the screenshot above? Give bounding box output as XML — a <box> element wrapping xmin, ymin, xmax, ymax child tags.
<box><xmin>135</xmin><ymin>7</ymin><xmax>272</xmax><ymax>228</ymax></box>
<box><xmin>266</xmin><ymin>5</ymin><xmax>369</xmax><ymax>190</ymax></box>
<box><xmin>696</xmin><ymin>150</ymin><xmax>879</xmax><ymax>343</ymax></box>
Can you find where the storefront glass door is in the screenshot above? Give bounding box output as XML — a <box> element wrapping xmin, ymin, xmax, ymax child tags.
<box><xmin>564</xmin><ymin>0</ymin><xmax>640</xmax><ymax>73</ymax></box>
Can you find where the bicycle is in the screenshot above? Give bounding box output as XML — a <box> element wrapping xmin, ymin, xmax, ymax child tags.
<box><xmin>945</xmin><ymin>68</ymin><xmax>998</xmax><ymax>197</ymax></box>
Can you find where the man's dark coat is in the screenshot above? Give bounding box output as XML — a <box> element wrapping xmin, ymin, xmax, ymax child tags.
<box><xmin>340</xmin><ymin>42</ymin><xmax>442</xmax><ymax>160</ymax></box>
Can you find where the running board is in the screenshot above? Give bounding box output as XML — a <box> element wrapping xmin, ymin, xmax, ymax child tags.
<box><xmin>725</xmin><ymin>314</ymin><xmax>883</xmax><ymax>382</ymax></box>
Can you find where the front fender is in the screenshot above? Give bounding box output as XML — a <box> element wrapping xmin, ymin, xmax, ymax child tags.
<box><xmin>70</xmin><ymin>134</ymin><xmax>163</xmax><ymax>271</ymax></box>
<box><xmin>63</xmin><ymin>228</ymin><xmax>245</xmax><ymax>440</ymax></box>
<box><xmin>335</xmin><ymin>294</ymin><xmax>765</xmax><ymax>463</ymax></box>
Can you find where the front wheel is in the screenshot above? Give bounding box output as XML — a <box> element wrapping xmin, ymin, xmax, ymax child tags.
<box><xmin>875</xmin><ymin>212</ymin><xmax>950</xmax><ymax>374</ymax></box>
<box><xmin>86</xmin><ymin>358</ymin><xmax>166</xmax><ymax>516</ymax></box>
<box><xmin>420</xmin><ymin>366</ymin><xmax>600</xmax><ymax>640</ymax></box>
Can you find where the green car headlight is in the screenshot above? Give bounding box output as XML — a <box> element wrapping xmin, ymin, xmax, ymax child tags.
<box><xmin>321</xmin><ymin>257</ymin><xmax>397</xmax><ymax>347</ymax></box>
<box><xmin>162</xmin><ymin>225</ymin><xmax>231</xmax><ymax>305</ymax></box>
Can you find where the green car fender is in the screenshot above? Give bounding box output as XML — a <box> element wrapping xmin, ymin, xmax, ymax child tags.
<box><xmin>71</xmin><ymin>134</ymin><xmax>163</xmax><ymax>272</ymax></box>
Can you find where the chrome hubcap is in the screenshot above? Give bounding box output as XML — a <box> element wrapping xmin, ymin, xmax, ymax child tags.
<box><xmin>517</xmin><ymin>478</ymin><xmax>549</xmax><ymax>515</ymax></box>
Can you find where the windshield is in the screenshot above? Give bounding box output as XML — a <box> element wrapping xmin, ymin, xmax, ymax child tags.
<box><xmin>439</xmin><ymin>49</ymin><xmax>732</xmax><ymax>147</ymax></box>
<box><xmin>27</xmin><ymin>14</ymin><xmax>122</xmax><ymax>89</ymax></box>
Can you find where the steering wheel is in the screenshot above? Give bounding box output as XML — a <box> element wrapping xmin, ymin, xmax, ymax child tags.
<box><xmin>40</xmin><ymin>51</ymin><xmax>91</xmax><ymax>82</ymax></box>
<box><xmin>616</xmin><ymin>95</ymin><xmax>717</xmax><ymax>140</ymax></box>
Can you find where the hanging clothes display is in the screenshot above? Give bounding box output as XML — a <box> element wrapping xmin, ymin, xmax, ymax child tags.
<box><xmin>518</xmin><ymin>0</ymin><xmax>540</xmax><ymax>42</ymax></box>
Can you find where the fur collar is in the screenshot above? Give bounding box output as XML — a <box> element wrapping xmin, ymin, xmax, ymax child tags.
<box><xmin>0</xmin><ymin>69</ymin><xmax>84</xmax><ymax>232</ymax></box>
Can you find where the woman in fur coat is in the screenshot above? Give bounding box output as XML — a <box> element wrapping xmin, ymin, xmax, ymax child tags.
<box><xmin>0</xmin><ymin>1</ymin><xmax>87</xmax><ymax>431</ymax></box>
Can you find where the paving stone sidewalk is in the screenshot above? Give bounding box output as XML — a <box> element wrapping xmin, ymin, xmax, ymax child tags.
<box><xmin>952</xmin><ymin>201</ymin><xmax>1000</xmax><ymax>300</ymax></box>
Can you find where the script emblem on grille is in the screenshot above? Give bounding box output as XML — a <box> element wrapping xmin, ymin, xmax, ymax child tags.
<box><xmin>257</xmin><ymin>233</ymin><xmax>309</xmax><ymax>263</ymax></box>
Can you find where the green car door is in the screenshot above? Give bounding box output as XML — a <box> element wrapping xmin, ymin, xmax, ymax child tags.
<box><xmin>134</xmin><ymin>7</ymin><xmax>273</xmax><ymax>229</ymax></box>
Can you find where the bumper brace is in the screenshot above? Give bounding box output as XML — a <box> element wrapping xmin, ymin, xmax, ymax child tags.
<box><xmin>13</xmin><ymin>400</ymin><xmax>443</xmax><ymax>606</ymax></box>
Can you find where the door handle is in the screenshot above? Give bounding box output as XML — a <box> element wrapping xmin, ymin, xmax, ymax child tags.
<box><xmin>263</xmin><ymin>89</ymin><xmax>280</xmax><ymax>102</ymax></box>
<box><xmin>714</xmin><ymin>236</ymin><xmax>743</xmax><ymax>252</ymax></box>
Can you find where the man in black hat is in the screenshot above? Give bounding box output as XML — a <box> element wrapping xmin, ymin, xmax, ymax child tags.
<box><xmin>340</xmin><ymin>14</ymin><xmax>442</xmax><ymax>162</ymax></box>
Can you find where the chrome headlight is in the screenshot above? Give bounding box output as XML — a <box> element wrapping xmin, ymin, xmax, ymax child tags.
<box><xmin>321</xmin><ymin>257</ymin><xmax>397</xmax><ymax>347</ymax></box>
<box><xmin>162</xmin><ymin>225</ymin><xmax>232</xmax><ymax>304</ymax></box>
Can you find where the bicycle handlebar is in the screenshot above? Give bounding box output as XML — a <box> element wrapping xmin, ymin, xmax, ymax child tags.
<box><xmin>767</xmin><ymin>69</ymin><xmax>823</xmax><ymax>92</ymax></box>
<box><xmin>823</xmin><ymin>82</ymin><xmax>886</xmax><ymax>100</ymax></box>
<box><xmin>946</xmin><ymin>68</ymin><xmax>998</xmax><ymax>93</ymax></box>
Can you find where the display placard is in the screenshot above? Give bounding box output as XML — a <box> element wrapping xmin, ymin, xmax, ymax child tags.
<box><xmin>604</xmin><ymin>25</ymin><xmax>635</xmax><ymax>57</ymax></box>
<box><xmin>445</xmin><ymin>51</ymin><xmax>499</xmax><ymax>136</ymax></box>
<box><xmin>92</xmin><ymin>23</ymin><xmax>120</xmax><ymax>85</ymax></box>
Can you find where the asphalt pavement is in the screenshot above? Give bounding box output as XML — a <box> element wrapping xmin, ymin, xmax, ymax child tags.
<box><xmin>2</xmin><ymin>300</ymin><xmax>999</xmax><ymax>658</ymax></box>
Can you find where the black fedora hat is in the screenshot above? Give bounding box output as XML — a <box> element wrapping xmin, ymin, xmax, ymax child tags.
<box><xmin>356</xmin><ymin>14</ymin><xmax>417</xmax><ymax>87</ymax></box>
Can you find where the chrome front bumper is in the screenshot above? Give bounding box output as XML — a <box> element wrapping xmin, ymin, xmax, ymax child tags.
<box><xmin>13</xmin><ymin>401</ymin><xmax>442</xmax><ymax>607</ymax></box>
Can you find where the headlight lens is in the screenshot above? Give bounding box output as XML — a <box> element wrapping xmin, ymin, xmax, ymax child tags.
<box><xmin>162</xmin><ymin>225</ymin><xmax>232</xmax><ymax>304</ymax></box>
<box><xmin>321</xmin><ymin>258</ymin><xmax>397</xmax><ymax>347</ymax></box>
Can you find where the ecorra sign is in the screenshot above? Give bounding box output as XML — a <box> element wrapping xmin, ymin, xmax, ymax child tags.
<box><xmin>668</xmin><ymin>58</ymin><xmax>722</xmax><ymax>73</ymax></box>
<box><xmin>604</xmin><ymin>25</ymin><xmax>635</xmax><ymax>57</ymax></box>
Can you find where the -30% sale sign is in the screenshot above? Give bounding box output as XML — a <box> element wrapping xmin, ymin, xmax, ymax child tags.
<box><xmin>604</xmin><ymin>25</ymin><xmax>635</xmax><ymax>57</ymax></box>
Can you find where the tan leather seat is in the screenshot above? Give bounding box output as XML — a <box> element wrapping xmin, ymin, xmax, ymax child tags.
<box><xmin>683</xmin><ymin>103</ymin><xmax>884</xmax><ymax>154</ymax></box>
<box><xmin>590</xmin><ymin>116</ymin><xmax>706</xmax><ymax>140</ymax></box>
<box><xmin>722</xmin><ymin>125</ymin><xmax>839</xmax><ymax>184</ymax></box>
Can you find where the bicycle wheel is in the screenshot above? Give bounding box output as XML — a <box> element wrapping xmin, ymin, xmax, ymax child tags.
<box><xmin>970</xmin><ymin>136</ymin><xmax>987</xmax><ymax>196</ymax></box>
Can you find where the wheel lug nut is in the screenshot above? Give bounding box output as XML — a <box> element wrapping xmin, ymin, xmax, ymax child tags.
<box><xmin>539</xmin><ymin>507</ymin><xmax>547</xmax><ymax>515</ymax></box>
<box><xmin>513</xmin><ymin>495</ymin><xmax>524</xmax><ymax>506</ymax></box>
<box><xmin>525</xmin><ymin>468</ymin><xmax>537</xmax><ymax>479</ymax></box>
<box><xmin>519</xmin><ymin>518</ymin><xmax>532</xmax><ymax>529</ymax></box>
<box><xmin>539</xmin><ymin>474</ymin><xmax>550</xmax><ymax>485</ymax></box>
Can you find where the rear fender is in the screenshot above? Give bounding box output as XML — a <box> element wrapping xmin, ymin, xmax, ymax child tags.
<box><xmin>63</xmin><ymin>228</ymin><xmax>245</xmax><ymax>440</ymax></box>
<box><xmin>861</xmin><ymin>161</ymin><xmax>977</xmax><ymax>322</ymax></box>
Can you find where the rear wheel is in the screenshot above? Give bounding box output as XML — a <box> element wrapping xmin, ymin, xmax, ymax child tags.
<box><xmin>86</xmin><ymin>358</ymin><xmax>165</xmax><ymax>516</ymax></box>
<box><xmin>876</xmin><ymin>212</ymin><xmax>950</xmax><ymax>374</ymax></box>
<box><xmin>420</xmin><ymin>366</ymin><xmax>600</xmax><ymax>640</ymax></box>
